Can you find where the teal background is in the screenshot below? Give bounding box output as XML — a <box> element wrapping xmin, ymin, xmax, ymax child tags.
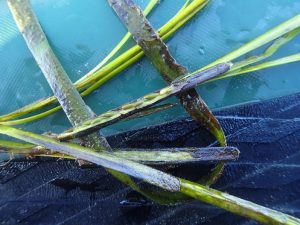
<box><xmin>0</xmin><ymin>0</ymin><xmax>300</xmax><ymax>136</ymax></box>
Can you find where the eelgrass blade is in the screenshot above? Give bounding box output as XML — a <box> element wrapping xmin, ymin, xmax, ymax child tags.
<box><xmin>122</xmin><ymin>103</ymin><xmax>176</xmax><ymax>121</ymax></box>
<box><xmin>7</xmin><ymin>0</ymin><xmax>111</xmax><ymax>151</ymax></box>
<box><xmin>192</xmin><ymin>14</ymin><xmax>300</xmax><ymax>74</ymax></box>
<box><xmin>0</xmin><ymin>140</ymin><xmax>35</xmax><ymax>150</ymax></box>
<box><xmin>179</xmin><ymin>178</ymin><xmax>300</xmax><ymax>225</ymax></box>
<box><xmin>108</xmin><ymin>0</ymin><xmax>226</xmax><ymax>146</ymax></box>
<box><xmin>0</xmin><ymin>124</ymin><xmax>299</xmax><ymax>225</ymax></box>
<box><xmin>2</xmin><ymin>3</ymin><xmax>299</xmax><ymax>127</ymax></box>
<box><xmin>0</xmin><ymin>0</ymin><xmax>208</xmax><ymax>123</ymax></box>
<box><xmin>176</xmin><ymin>0</ymin><xmax>192</xmax><ymax>14</ymax></box>
<box><xmin>7</xmin><ymin>0</ymin><xmax>190</xmax><ymax>204</ymax></box>
<box><xmin>57</xmin><ymin>63</ymin><xmax>232</xmax><ymax>141</ymax></box>
<box><xmin>69</xmin><ymin>146</ymin><xmax>240</xmax><ymax>164</ymax></box>
<box><xmin>3</xmin><ymin>50</ymin><xmax>299</xmax><ymax>127</ymax></box>
<box><xmin>0</xmin><ymin>103</ymin><xmax>175</xmax><ymax>126</ymax></box>
<box><xmin>209</xmin><ymin>53</ymin><xmax>300</xmax><ymax>82</ymax></box>
<box><xmin>0</xmin><ymin>105</ymin><xmax>62</xmax><ymax>126</ymax></box>
<box><xmin>84</xmin><ymin>0</ymin><xmax>159</xmax><ymax>74</ymax></box>
<box><xmin>0</xmin><ymin>139</ymin><xmax>239</xmax><ymax>164</ymax></box>
<box><xmin>78</xmin><ymin>0</ymin><xmax>209</xmax><ymax>96</ymax></box>
<box><xmin>77</xmin><ymin>0</ymin><xmax>209</xmax><ymax>89</ymax></box>
<box><xmin>228</xmin><ymin>27</ymin><xmax>300</xmax><ymax>73</ymax></box>
<box><xmin>8</xmin><ymin>0</ymin><xmax>150</xmax><ymax>203</ymax></box>
<box><xmin>195</xmin><ymin>25</ymin><xmax>300</xmax><ymax>84</ymax></box>
<box><xmin>0</xmin><ymin>124</ymin><xmax>180</xmax><ymax>191</ymax></box>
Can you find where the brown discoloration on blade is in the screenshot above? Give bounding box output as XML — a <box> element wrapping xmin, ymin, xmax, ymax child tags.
<box><xmin>108</xmin><ymin>0</ymin><xmax>226</xmax><ymax>146</ymax></box>
<box><xmin>57</xmin><ymin>64</ymin><xmax>231</xmax><ymax>141</ymax></box>
<box><xmin>179</xmin><ymin>89</ymin><xmax>227</xmax><ymax>146</ymax></box>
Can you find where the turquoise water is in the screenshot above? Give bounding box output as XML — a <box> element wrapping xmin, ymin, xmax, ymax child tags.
<box><xmin>0</xmin><ymin>0</ymin><xmax>299</xmax><ymax>136</ymax></box>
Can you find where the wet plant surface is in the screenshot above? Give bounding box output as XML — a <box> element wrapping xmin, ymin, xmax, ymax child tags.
<box><xmin>0</xmin><ymin>0</ymin><xmax>300</xmax><ymax>224</ymax></box>
<box><xmin>1</xmin><ymin>93</ymin><xmax>300</xmax><ymax>224</ymax></box>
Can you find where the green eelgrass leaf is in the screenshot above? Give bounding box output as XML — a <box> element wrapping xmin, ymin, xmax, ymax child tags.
<box><xmin>0</xmin><ymin>0</ymin><xmax>207</xmax><ymax>123</ymax></box>
<box><xmin>0</xmin><ymin>124</ymin><xmax>299</xmax><ymax>225</ymax></box>
<box><xmin>1</xmin><ymin>6</ymin><xmax>299</xmax><ymax>128</ymax></box>
<box><xmin>84</xmin><ymin>0</ymin><xmax>159</xmax><ymax>74</ymax></box>
<box><xmin>0</xmin><ymin>103</ymin><xmax>176</xmax><ymax>126</ymax></box>
<box><xmin>193</xmin><ymin>14</ymin><xmax>300</xmax><ymax>74</ymax></box>
<box><xmin>210</xmin><ymin>53</ymin><xmax>300</xmax><ymax>83</ymax></box>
